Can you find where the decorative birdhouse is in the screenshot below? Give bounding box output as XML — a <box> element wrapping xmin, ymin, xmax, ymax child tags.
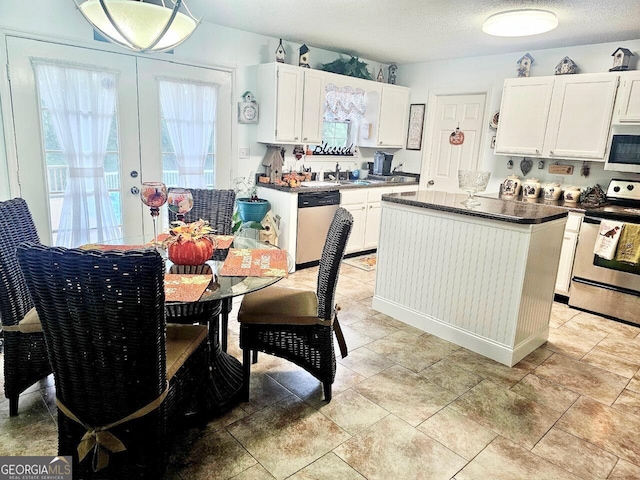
<box><xmin>275</xmin><ymin>39</ymin><xmax>286</xmax><ymax>63</ymax></box>
<box><xmin>388</xmin><ymin>63</ymin><xmax>398</xmax><ymax>84</ymax></box>
<box><xmin>516</xmin><ymin>53</ymin><xmax>534</xmax><ymax>77</ymax></box>
<box><xmin>299</xmin><ymin>44</ymin><xmax>310</xmax><ymax>68</ymax></box>
<box><xmin>376</xmin><ymin>67</ymin><xmax>385</xmax><ymax>82</ymax></box>
<box><xmin>555</xmin><ymin>56</ymin><xmax>577</xmax><ymax>75</ymax></box>
<box><xmin>241</xmin><ymin>91</ymin><xmax>255</xmax><ymax>103</ymax></box>
<box><xmin>259</xmin><ymin>211</ymin><xmax>281</xmax><ymax>246</ymax></box>
<box><xmin>610</xmin><ymin>47</ymin><xmax>634</xmax><ymax>72</ymax></box>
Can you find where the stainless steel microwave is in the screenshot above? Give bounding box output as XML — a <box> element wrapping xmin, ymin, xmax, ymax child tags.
<box><xmin>605</xmin><ymin>133</ymin><xmax>640</xmax><ymax>173</ymax></box>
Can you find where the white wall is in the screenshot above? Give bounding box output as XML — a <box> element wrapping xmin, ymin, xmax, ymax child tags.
<box><xmin>0</xmin><ymin>1</ymin><xmax>386</xmax><ymax>199</ymax></box>
<box><xmin>396</xmin><ymin>39</ymin><xmax>640</xmax><ymax>193</ymax></box>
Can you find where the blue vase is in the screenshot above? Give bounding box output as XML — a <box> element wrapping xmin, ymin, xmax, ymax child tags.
<box><xmin>236</xmin><ymin>198</ymin><xmax>270</xmax><ymax>223</ymax></box>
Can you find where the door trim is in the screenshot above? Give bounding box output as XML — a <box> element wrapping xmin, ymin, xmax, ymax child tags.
<box><xmin>419</xmin><ymin>88</ymin><xmax>492</xmax><ymax>190</ymax></box>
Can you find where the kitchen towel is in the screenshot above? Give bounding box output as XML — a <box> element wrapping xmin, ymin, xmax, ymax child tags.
<box><xmin>615</xmin><ymin>223</ymin><xmax>640</xmax><ymax>265</ymax></box>
<box><xmin>593</xmin><ymin>220</ymin><xmax>623</xmax><ymax>260</ymax></box>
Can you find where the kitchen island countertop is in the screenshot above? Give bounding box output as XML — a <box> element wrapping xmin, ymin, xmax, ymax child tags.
<box><xmin>382</xmin><ymin>190</ymin><xmax>568</xmax><ymax>224</ymax></box>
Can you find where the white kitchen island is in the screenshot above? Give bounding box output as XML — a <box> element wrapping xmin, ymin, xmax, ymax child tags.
<box><xmin>372</xmin><ymin>191</ymin><xmax>568</xmax><ymax>367</ymax></box>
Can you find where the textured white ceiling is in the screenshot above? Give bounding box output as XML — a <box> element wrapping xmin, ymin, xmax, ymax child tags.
<box><xmin>189</xmin><ymin>0</ymin><xmax>640</xmax><ymax>64</ymax></box>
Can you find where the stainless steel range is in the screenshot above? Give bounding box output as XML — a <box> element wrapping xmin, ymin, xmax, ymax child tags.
<box><xmin>569</xmin><ymin>179</ymin><xmax>640</xmax><ymax>324</ymax></box>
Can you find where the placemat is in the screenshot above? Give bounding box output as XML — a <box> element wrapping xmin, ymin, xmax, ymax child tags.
<box><xmin>213</xmin><ymin>235</ymin><xmax>234</xmax><ymax>249</ymax></box>
<box><xmin>164</xmin><ymin>274</ymin><xmax>211</xmax><ymax>302</ymax></box>
<box><xmin>219</xmin><ymin>249</ymin><xmax>288</xmax><ymax>277</ymax></box>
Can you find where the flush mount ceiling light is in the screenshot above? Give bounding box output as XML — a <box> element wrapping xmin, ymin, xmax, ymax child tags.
<box><xmin>482</xmin><ymin>9</ymin><xmax>558</xmax><ymax>37</ymax></box>
<box><xmin>75</xmin><ymin>0</ymin><xmax>200</xmax><ymax>53</ymax></box>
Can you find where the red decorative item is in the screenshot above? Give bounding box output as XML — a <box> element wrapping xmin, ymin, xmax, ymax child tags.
<box><xmin>168</xmin><ymin>237</ymin><xmax>215</xmax><ymax>266</ymax></box>
<box><xmin>449</xmin><ymin>125</ymin><xmax>465</xmax><ymax>145</ymax></box>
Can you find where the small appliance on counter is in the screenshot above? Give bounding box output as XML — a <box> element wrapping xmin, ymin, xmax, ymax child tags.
<box><xmin>373</xmin><ymin>151</ymin><xmax>394</xmax><ymax>175</ymax></box>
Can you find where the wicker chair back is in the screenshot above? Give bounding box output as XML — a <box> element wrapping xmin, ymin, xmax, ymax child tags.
<box><xmin>168</xmin><ymin>188</ymin><xmax>236</xmax><ymax>234</ymax></box>
<box><xmin>316</xmin><ymin>207</ymin><xmax>354</xmax><ymax>321</ymax></box>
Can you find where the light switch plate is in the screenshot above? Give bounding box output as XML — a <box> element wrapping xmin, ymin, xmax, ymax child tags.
<box><xmin>549</xmin><ymin>164</ymin><xmax>574</xmax><ymax>175</ymax></box>
<box><xmin>239</xmin><ymin>147</ymin><xmax>250</xmax><ymax>159</ymax></box>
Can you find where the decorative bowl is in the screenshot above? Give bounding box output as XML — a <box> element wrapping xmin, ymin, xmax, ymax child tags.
<box><xmin>458</xmin><ymin>170</ymin><xmax>491</xmax><ymax>206</ymax></box>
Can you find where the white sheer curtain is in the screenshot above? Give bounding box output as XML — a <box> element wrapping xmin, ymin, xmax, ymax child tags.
<box><xmin>34</xmin><ymin>62</ymin><xmax>120</xmax><ymax>247</ymax></box>
<box><xmin>159</xmin><ymin>79</ymin><xmax>217</xmax><ymax>189</ymax></box>
<box><xmin>324</xmin><ymin>84</ymin><xmax>366</xmax><ymax>122</ymax></box>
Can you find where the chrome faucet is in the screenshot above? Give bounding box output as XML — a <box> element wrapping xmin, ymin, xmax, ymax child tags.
<box><xmin>392</xmin><ymin>163</ymin><xmax>404</xmax><ymax>173</ymax></box>
<box><xmin>335</xmin><ymin>162</ymin><xmax>341</xmax><ymax>182</ymax></box>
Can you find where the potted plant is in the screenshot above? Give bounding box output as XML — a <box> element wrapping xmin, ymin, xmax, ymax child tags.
<box><xmin>232</xmin><ymin>177</ymin><xmax>269</xmax><ymax>233</ymax></box>
<box><xmin>163</xmin><ymin>219</ymin><xmax>216</xmax><ymax>265</ymax></box>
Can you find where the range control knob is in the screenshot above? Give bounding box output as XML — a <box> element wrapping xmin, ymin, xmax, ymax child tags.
<box><xmin>627</xmin><ymin>184</ymin><xmax>635</xmax><ymax>191</ymax></box>
<box><xmin>614</xmin><ymin>186</ymin><xmax>621</xmax><ymax>192</ymax></box>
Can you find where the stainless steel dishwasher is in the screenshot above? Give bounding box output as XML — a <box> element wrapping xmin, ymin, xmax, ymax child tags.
<box><xmin>296</xmin><ymin>190</ymin><xmax>341</xmax><ymax>265</ymax></box>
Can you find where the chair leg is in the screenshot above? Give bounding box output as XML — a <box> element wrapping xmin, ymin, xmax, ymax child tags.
<box><xmin>9</xmin><ymin>395</ymin><xmax>18</xmax><ymax>417</ymax></box>
<box><xmin>242</xmin><ymin>348</ymin><xmax>251</xmax><ymax>402</ymax></box>
<box><xmin>221</xmin><ymin>310</ymin><xmax>229</xmax><ymax>352</ymax></box>
<box><xmin>252</xmin><ymin>350</ymin><xmax>258</xmax><ymax>364</ymax></box>
<box><xmin>323</xmin><ymin>382</ymin><xmax>332</xmax><ymax>403</ymax></box>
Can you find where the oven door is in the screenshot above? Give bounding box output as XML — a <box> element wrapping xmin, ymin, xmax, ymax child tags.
<box><xmin>573</xmin><ymin>217</ymin><xmax>640</xmax><ymax>290</ymax></box>
<box><xmin>569</xmin><ymin>217</ymin><xmax>640</xmax><ymax>323</ymax></box>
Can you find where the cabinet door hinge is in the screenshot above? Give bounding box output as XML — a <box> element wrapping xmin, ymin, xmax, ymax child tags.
<box><xmin>275</xmin><ymin>129</ymin><xmax>277</xmax><ymax>137</ymax></box>
<box><xmin>5</xmin><ymin>64</ymin><xmax>10</xmax><ymax>82</ymax></box>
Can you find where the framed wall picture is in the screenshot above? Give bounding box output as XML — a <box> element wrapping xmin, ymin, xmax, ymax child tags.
<box><xmin>406</xmin><ymin>104</ymin><xmax>426</xmax><ymax>150</ymax></box>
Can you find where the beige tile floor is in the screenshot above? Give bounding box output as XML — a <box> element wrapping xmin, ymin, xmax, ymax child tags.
<box><xmin>2</xmin><ymin>260</ymin><xmax>640</xmax><ymax>479</ymax></box>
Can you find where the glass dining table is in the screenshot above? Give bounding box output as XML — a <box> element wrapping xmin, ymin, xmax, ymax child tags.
<box><xmin>99</xmin><ymin>234</ymin><xmax>293</xmax><ymax>414</ymax></box>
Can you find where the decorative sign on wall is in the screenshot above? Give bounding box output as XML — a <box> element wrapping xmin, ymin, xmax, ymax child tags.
<box><xmin>406</xmin><ymin>103</ymin><xmax>425</xmax><ymax>150</ymax></box>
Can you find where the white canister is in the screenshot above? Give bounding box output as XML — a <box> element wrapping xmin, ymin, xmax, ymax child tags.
<box><xmin>359</xmin><ymin>169</ymin><xmax>369</xmax><ymax>179</ymax></box>
<box><xmin>501</xmin><ymin>175</ymin><xmax>521</xmax><ymax>198</ymax></box>
<box><xmin>564</xmin><ymin>186</ymin><xmax>582</xmax><ymax>203</ymax></box>
<box><xmin>542</xmin><ymin>182</ymin><xmax>562</xmax><ymax>201</ymax></box>
<box><xmin>522</xmin><ymin>178</ymin><xmax>541</xmax><ymax>198</ymax></box>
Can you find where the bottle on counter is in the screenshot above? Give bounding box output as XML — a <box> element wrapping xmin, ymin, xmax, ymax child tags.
<box><xmin>542</xmin><ymin>182</ymin><xmax>562</xmax><ymax>201</ymax></box>
<box><xmin>501</xmin><ymin>175</ymin><xmax>522</xmax><ymax>198</ymax></box>
<box><xmin>522</xmin><ymin>178</ymin><xmax>541</xmax><ymax>198</ymax></box>
<box><xmin>563</xmin><ymin>186</ymin><xmax>582</xmax><ymax>203</ymax></box>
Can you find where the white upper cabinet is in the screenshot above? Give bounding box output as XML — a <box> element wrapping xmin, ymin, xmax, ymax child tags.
<box><xmin>377</xmin><ymin>85</ymin><xmax>410</xmax><ymax>148</ymax></box>
<box><xmin>494</xmin><ymin>77</ymin><xmax>554</xmax><ymax>156</ymax></box>
<box><xmin>495</xmin><ymin>73</ymin><xmax>619</xmax><ymax>161</ymax></box>
<box><xmin>257</xmin><ymin>63</ymin><xmax>324</xmax><ymax>144</ymax></box>
<box><xmin>545</xmin><ymin>74</ymin><xmax>618</xmax><ymax>160</ymax></box>
<box><xmin>613</xmin><ymin>72</ymin><xmax>640</xmax><ymax>123</ymax></box>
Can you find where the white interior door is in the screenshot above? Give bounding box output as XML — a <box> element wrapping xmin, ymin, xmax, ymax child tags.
<box><xmin>421</xmin><ymin>93</ymin><xmax>486</xmax><ymax>193</ymax></box>
<box><xmin>8</xmin><ymin>36</ymin><xmax>142</xmax><ymax>244</ymax></box>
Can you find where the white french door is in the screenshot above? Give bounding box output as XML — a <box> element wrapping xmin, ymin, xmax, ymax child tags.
<box><xmin>7</xmin><ymin>36</ymin><xmax>232</xmax><ymax>245</ymax></box>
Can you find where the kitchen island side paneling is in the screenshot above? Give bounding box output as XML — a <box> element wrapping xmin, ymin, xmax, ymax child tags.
<box><xmin>372</xmin><ymin>194</ymin><xmax>567</xmax><ymax>366</ymax></box>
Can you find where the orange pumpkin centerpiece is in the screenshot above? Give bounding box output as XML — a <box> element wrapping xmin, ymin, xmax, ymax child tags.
<box><xmin>164</xmin><ymin>219</ymin><xmax>216</xmax><ymax>266</ymax></box>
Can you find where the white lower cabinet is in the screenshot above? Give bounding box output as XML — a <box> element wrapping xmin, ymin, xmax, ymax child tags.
<box><xmin>555</xmin><ymin>212</ymin><xmax>584</xmax><ymax>296</ymax></box>
<box><xmin>341</xmin><ymin>186</ymin><xmax>416</xmax><ymax>253</ymax></box>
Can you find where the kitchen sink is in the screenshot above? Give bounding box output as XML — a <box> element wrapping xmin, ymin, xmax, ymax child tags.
<box><xmin>367</xmin><ymin>174</ymin><xmax>419</xmax><ymax>183</ymax></box>
<box><xmin>339</xmin><ymin>180</ymin><xmax>382</xmax><ymax>186</ymax></box>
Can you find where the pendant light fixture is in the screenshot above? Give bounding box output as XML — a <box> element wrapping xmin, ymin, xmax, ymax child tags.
<box><xmin>482</xmin><ymin>9</ymin><xmax>558</xmax><ymax>37</ymax></box>
<box><xmin>75</xmin><ymin>0</ymin><xmax>200</xmax><ymax>53</ymax></box>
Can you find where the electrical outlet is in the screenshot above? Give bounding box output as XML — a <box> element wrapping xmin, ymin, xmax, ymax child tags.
<box><xmin>239</xmin><ymin>147</ymin><xmax>250</xmax><ymax>159</ymax></box>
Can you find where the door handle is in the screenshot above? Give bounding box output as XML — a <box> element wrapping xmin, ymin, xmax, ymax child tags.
<box><xmin>130</xmin><ymin>186</ymin><xmax>140</xmax><ymax>195</ymax></box>
<box><xmin>427</xmin><ymin>180</ymin><xmax>435</xmax><ymax>187</ymax></box>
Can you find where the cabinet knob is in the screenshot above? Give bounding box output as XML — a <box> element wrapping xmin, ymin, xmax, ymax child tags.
<box><xmin>294</xmin><ymin>137</ymin><xmax>299</xmax><ymax>140</ymax></box>
<box><xmin>549</xmin><ymin>150</ymin><xmax>554</xmax><ymax>156</ymax></box>
<box><xmin>379</xmin><ymin>142</ymin><xmax>383</xmax><ymax>145</ymax></box>
<box><xmin>361</xmin><ymin>206</ymin><xmax>365</xmax><ymax>210</ymax></box>
<box><xmin>369</xmin><ymin>205</ymin><xmax>373</xmax><ymax>209</ymax></box>
<box><xmin>303</xmin><ymin>137</ymin><xmax>308</xmax><ymax>141</ymax></box>
<box><xmin>535</xmin><ymin>149</ymin><xmax>540</xmax><ymax>154</ymax></box>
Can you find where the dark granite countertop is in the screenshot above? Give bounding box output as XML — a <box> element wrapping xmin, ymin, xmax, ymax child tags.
<box><xmin>256</xmin><ymin>180</ymin><xmax>420</xmax><ymax>194</ymax></box>
<box><xmin>382</xmin><ymin>190</ymin><xmax>568</xmax><ymax>224</ymax></box>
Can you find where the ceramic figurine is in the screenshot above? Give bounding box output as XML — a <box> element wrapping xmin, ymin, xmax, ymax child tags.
<box><xmin>610</xmin><ymin>47</ymin><xmax>634</xmax><ymax>72</ymax></box>
<box><xmin>275</xmin><ymin>39</ymin><xmax>286</xmax><ymax>63</ymax></box>
<box><xmin>516</xmin><ymin>53</ymin><xmax>534</xmax><ymax>77</ymax></box>
<box><xmin>555</xmin><ymin>56</ymin><xmax>577</xmax><ymax>75</ymax></box>
<box><xmin>299</xmin><ymin>44</ymin><xmax>310</xmax><ymax>68</ymax></box>
<box><xmin>377</xmin><ymin>67</ymin><xmax>384</xmax><ymax>82</ymax></box>
<box><xmin>387</xmin><ymin>63</ymin><xmax>398</xmax><ymax>84</ymax></box>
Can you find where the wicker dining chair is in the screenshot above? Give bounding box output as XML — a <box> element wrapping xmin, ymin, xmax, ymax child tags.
<box><xmin>167</xmin><ymin>188</ymin><xmax>236</xmax><ymax>351</ymax></box>
<box><xmin>17</xmin><ymin>244</ymin><xmax>210</xmax><ymax>479</ymax></box>
<box><xmin>0</xmin><ymin>198</ymin><xmax>52</xmax><ymax>416</ymax></box>
<box><xmin>238</xmin><ymin>207</ymin><xmax>353</xmax><ymax>402</ymax></box>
